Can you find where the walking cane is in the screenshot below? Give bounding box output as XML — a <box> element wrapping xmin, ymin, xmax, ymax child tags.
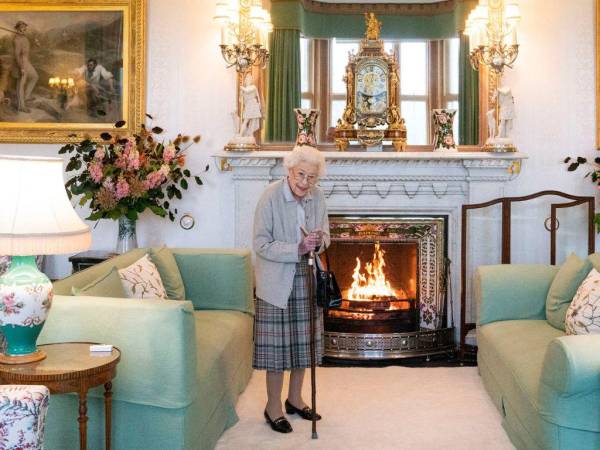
<box><xmin>307</xmin><ymin>247</ymin><xmax>318</xmax><ymax>439</ymax></box>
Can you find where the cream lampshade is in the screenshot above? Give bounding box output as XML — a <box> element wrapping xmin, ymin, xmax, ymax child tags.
<box><xmin>0</xmin><ymin>155</ymin><xmax>91</xmax><ymax>364</ymax></box>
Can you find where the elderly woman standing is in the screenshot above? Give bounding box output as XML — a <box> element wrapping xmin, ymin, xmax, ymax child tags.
<box><xmin>253</xmin><ymin>145</ymin><xmax>329</xmax><ymax>434</ymax></box>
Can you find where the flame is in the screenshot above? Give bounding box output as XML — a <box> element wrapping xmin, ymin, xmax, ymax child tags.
<box><xmin>347</xmin><ymin>242</ymin><xmax>397</xmax><ymax>300</ymax></box>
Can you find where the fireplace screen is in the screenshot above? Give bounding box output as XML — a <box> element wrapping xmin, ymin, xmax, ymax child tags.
<box><xmin>322</xmin><ymin>216</ymin><xmax>452</xmax><ymax>360</ymax></box>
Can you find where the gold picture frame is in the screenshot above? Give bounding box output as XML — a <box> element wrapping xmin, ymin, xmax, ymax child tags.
<box><xmin>0</xmin><ymin>0</ymin><xmax>145</xmax><ymax>143</ymax></box>
<box><xmin>597</xmin><ymin>0</ymin><xmax>600</xmax><ymax>148</ymax></box>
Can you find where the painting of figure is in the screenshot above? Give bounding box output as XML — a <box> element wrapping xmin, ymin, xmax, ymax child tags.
<box><xmin>0</xmin><ymin>10</ymin><xmax>124</xmax><ymax>124</ymax></box>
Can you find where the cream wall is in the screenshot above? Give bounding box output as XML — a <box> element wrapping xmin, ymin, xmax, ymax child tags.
<box><xmin>0</xmin><ymin>0</ymin><xmax>597</xmax><ymax>278</ymax></box>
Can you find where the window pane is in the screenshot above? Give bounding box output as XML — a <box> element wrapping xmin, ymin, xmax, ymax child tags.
<box><xmin>301</xmin><ymin>98</ymin><xmax>312</xmax><ymax>109</ymax></box>
<box><xmin>331</xmin><ymin>100</ymin><xmax>346</xmax><ymax>127</ymax></box>
<box><xmin>447</xmin><ymin>38</ymin><xmax>459</xmax><ymax>95</ymax></box>
<box><xmin>447</xmin><ymin>100</ymin><xmax>459</xmax><ymax>145</ymax></box>
<box><xmin>400</xmin><ymin>42</ymin><xmax>427</xmax><ymax>96</ymax></box>
<box><xmin>300</xmin><ymin>38</ymin><xmax>310</xmax><ymax>93</ymax></box>
<box><xmin>331</xmin><ymin>39</ymin><xmax>359</xmax><ymax>94</ymax></box>
<box><xmin>401</xmin><ymin>100</ymin><xmax>428</xmax><ymax>144</ymax></box>
<box><xmin>384</xmin><ymin>42</ymin><xmax>395</xmax><ymax>55</ymax></box>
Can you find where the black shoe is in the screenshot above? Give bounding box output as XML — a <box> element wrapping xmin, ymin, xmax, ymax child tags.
<box><xmin>264</xmin><ymin>409</ymin><xmax>293</xmax><ymax>433</ymax></box>
<box><xmin>285</xmin><ymin>399</ymin><xmax>322</xmax><ymax>421</ymax></box>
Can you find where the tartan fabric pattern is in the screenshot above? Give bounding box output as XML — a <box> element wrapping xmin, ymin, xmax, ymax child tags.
<box><xmin>253</xmin><ymin>258</ymin><xmax>323</xmax><ymax>371</ymax></box>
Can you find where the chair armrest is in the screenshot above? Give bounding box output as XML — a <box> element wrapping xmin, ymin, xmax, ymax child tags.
<box><xmin>173</xmin><ymin>248</ymin><xmax>254</xmax><ymax>313</ymax></box>
<box><xmin>38</xmin><ymin>295</ymin><xmax>196</xmax><ymax>409</ymax></box>
<box><xmin>541</xmin><ymin>335</ymin><xmax>600</xmax><ymax>395</ymax></box>
<box><xmin>475</xmin><ymin>264</ymin><xmax>559</xmax><ymax>325</ymax></box>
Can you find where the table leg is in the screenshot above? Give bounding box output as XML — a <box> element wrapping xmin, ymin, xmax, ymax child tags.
<box><xmin>78</xmin><ymin>390</ymin><xmax>88</xmax><ymax>450</ymax></box>
<box><xmin>104</xmin><ymin>381</ymin><xmax>112</xmax><ymax>450</ymax></box>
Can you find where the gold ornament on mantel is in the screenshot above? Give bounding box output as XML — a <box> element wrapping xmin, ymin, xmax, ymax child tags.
<box><xmin>365</xmin><ymin>12</ymin><xmax>381</xmax><ymax>41</ymax></box>
<box><xmin>334</xmin><ymin>13</ymin><xmax>406</xmax><ymax>151</ymax></box>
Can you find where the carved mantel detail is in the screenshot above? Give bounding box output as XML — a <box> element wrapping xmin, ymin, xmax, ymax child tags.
<box><xmin>215</xmin><ymin>151</ymin><xmax>527</xmax><ymax>199</ymax></box>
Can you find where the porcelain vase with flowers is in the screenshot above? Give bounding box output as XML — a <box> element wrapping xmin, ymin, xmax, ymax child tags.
<box><xmin>60</xmin><ymin>119</ymin><xmax>204</xmax><ymax>253</ymax></box>
<box><xmin>432</xmin><ymin>109</ymin><xmax>457</xmax><ymax>152</ymax></box>
<box><xmin>294</xmin><ymin>108</ymin><xmax>319</xmax><ymax>146</ymax></box>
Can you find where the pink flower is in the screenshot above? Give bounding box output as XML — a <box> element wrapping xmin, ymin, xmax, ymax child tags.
<box><xmin>127</xmin><ymin>149</ymin><xmax>140</xmax><ymax>171</ymax></box>
<box><xmin>443</xmin><ymin>135</ymin><xmax>455</xmax><ymax>146</ymax></box>
<box><xmin>437</xmin><ymin>114</ymin><xmax>448</xmax><ymax>124</ymax></box>
<box><xmin>143</xmin><ymin>171</ymin><xmax>165</xmax><ymax>190</ymax></box>
<box><xmin>103</xmin><ymin>178</ymin><xmax>115</xmax><ymax>192</ymax></box>
<box><xmin>89</xmin><ymin>161</ymin><xmax>104</xmax><ymax>183</ymax></box>
<box><xmin>297</xmin><ymin>133</ymin><xmax>307</xmax><ymax>144</ymax></box>
<box><xmin>163</xmin><ymin>144</ymin><xmax>176</xmax><ymax>163</ymax></box>
<box><xmin>1</xmin><ymin>293</ymin><xmax>22</xmax><ymax>315</ymax></box>
<box><xmin>115</xmin><ymin>177</ymin><xmax>130</xmax><ymax>200</ymax></box>
<box><xmin>95</xmin><ymin>145</ymin><xmax>106</xmax><ymax>161</ymax></box>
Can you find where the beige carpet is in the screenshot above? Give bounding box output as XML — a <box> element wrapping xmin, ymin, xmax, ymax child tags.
<box><xmin>216</xmin><ymin>366</ymin><xmax>515</xmax><ymax>450</ymax></box>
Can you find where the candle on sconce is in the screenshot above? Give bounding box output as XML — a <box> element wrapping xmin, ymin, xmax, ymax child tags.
<box><xmin>508</xmin><ymin>27</ymin><xmax>518</xmax><ymax>46</ymax></box>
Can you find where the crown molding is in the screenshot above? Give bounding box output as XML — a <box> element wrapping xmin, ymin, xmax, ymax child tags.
<box><xmin>271</xmin><ymin>0</ymin><xmax>458</xmax><ymax>16</ymax></box>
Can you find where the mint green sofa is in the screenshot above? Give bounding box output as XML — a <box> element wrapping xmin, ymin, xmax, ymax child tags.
<box><xmin>475</xmin><ymin>264</ymin><xmax>600</xmax><ymax>450</ymax></box>
<box><xmin>39</xmin><ymin>248</ymin><xmax>254</xmax><ymax>450</ymax></box>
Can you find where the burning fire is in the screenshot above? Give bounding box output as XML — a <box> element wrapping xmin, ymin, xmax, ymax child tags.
<box><xmin>347</xmin><ymin>242</ymin><xmax>404</xmax><ymax>301</ymax></box>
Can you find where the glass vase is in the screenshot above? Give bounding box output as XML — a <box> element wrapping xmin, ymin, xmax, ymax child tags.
<box><xmin>116</xmin><ymin>216</ymin><xmax>138</xmax><ymax>254</ymax></box>
<box><xmin>432</xmin><ymin>108</ymin><xmax>458</xmax><ymax>152</ymax></box>
<box><xmin>294</xmin><ymin>108</ymin><xmax>319</xmax><ymax>147</ymax></box>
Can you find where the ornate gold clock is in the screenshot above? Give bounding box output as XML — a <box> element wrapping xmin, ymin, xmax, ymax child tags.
<box><xmin>335</xmin><ymin>13</ymin><xmax>407</xmax><ymax>151</ymax></box>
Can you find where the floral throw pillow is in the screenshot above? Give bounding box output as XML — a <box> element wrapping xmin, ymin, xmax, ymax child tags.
<box><xmin>118</xmin><ymin>254</ymin><xmax>167</xmax><ymax>299</ymax></box>
<box><xmin>565</xmin><ymin>268</ymin><xmax>600</xmax><ymax>335</ymax></box>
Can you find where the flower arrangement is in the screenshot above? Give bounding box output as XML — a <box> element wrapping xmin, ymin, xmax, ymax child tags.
<box><xmin>60</xmin><ymin>119</ymin><xmax>205</xmax><ymax>222</ymax></box>
<box><xmin>565</xmin><ymin>155</ymin><xmax>600</xmax><ymax>230</ymax></box>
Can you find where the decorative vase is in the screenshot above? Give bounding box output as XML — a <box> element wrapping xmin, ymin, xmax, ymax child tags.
<box><xmin>294</xmin><ymin>108</ymin><xmax>319</xmax><ymax>147</ymax></box>
<box><xmin>0</xmin><ymin>256</ymin><xmax>52</xmax><ymax>363</ymax></box>
<box><xmin>432</xmin><ymin>109</ymin><xmax>458</xmax><ymax>152</ymax></box>
<box><xmin>116</xmin><ymin>216</ymin><xmax>138</xmax><ymax>254</ymax></box>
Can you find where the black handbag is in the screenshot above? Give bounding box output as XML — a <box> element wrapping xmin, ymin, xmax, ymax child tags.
<box><xmin>315</xmin><ymin>249</ymin><xmax>342</xmax><ymax>308</ymax></box>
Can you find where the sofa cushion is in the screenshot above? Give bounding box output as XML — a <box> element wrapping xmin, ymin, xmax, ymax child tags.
<box><xmin>72</xmin><ymin>267</ymin><xmax>126</xmax><ymax>298</ymax></box>
<box><xmin>175</xmin><ymin>249</ymin><xmax>254</xmax><ymax>313</ymax></box>
<box><xmin>149</xmin><ymin>247</ymin><xmax>186</xmax><ymax>300</ymax></box>
<box><xmin>118</xmin><ymin>254</ymin><xmax>168</xmax><ymax>299</ymax></box>
<box><xmin>546</xmin><ymin>253</ymin><xmax>591</xmax><ymax>331</ymax></box>
<box><xmin>565</xmin><ymin>268</ymin><xmax>600</xmax><ymax>335</ymax></box>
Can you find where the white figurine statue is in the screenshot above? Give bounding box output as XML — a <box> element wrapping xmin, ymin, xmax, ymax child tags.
<box><xmin>239</xmin><ymin>73</ymin><xmax>262</xmax><ymax>137</ymax></box>
<box><xmin>225</xmin><ymin>73</ymin><xmax>262</xmax><ymax>150</ymax></box>
<box><xmin>483</xmin><ymin>86</ymin><xmax>517</xmax><ymax>152</ymax></box>
<box><xmin>496</xmin><ymin>86</ymin><xmax>515</xmax><ymax>139</ymax></box>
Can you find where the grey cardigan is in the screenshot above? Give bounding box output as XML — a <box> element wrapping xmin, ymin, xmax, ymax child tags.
<box><xmin>253</xmin><ymin>178</ymin><xmax>330</xmax><ymax>309</ymax></box>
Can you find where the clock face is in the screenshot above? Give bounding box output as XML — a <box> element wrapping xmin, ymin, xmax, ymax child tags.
<box><xmin>355</xmin><ymin>62</ymin><xmax>388</xmax><ymax>116</ymax></box>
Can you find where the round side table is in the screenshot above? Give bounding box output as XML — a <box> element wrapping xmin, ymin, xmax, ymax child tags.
<box><xmin>0</xmin><ymin>342</ymin><xmax>121</xmax><ymax>450</ymax></box>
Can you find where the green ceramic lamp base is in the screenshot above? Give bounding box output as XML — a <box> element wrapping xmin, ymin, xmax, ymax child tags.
<box><xmin>0</xmin><ymin>256</ymin><xmax>52</xmax><ymax>363</ymax></box>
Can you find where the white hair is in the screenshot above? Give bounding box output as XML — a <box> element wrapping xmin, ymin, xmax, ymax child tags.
<box><xmin>283</xmin><ymin>145</ymin><xmax>326</xmax><ymax>178</ymax></box>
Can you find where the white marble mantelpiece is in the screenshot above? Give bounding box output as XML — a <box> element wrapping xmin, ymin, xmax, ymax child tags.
<box><xmin>214</xmin><ymin>150</ymin><xmax>527</xmax><ymax>340</ymax></box>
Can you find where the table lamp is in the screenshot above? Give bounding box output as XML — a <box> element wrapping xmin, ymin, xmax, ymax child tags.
<box><xmin>0</xmin><ymin>155</ymin><xmax>91</xmax><ymax>364</ymax></box>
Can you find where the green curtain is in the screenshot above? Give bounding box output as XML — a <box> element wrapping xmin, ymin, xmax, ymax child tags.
<box><xmin>459</xmin><ymin>34</ymin><xmax>479</xmax><ymax>145</ymax></box>
<box><xmin>266</xmin><ymin>29</ymin><xmax>301</xmax><ymax>142</ymax></box>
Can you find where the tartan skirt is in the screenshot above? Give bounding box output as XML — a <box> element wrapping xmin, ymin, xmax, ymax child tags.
<box><xmin>253</xmin><ymin>258</ymin><xmax>323</xmax><ymax>372</ymax></box>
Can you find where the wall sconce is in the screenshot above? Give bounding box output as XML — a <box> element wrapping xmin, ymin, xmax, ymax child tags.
<box><xmin>214</xmin><ymin>0</ymin><xmax>272</xmax><ymax>73</ymax></box>
<box><xmin>464</xmin><ymin>0</ymin><xmax>520</xmax><ymax>74</ymax></box>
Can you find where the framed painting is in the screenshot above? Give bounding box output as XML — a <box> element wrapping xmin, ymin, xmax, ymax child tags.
<box><xmin>0</xmin><ymin>0</ymin><xmax>145</xmax><ymax>143</ymax></box>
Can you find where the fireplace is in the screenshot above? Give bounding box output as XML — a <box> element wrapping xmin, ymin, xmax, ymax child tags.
<box><xmin>323</xmin><ymin>216</ymin><xmax>454</xmax><ymax>360</ymax></box>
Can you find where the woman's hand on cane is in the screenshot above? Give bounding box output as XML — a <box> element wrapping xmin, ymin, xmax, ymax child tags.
<box><xmin>299</xmin><ymin>232</ymin><xmax>321</xmax><ymax>255</ymax></box>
